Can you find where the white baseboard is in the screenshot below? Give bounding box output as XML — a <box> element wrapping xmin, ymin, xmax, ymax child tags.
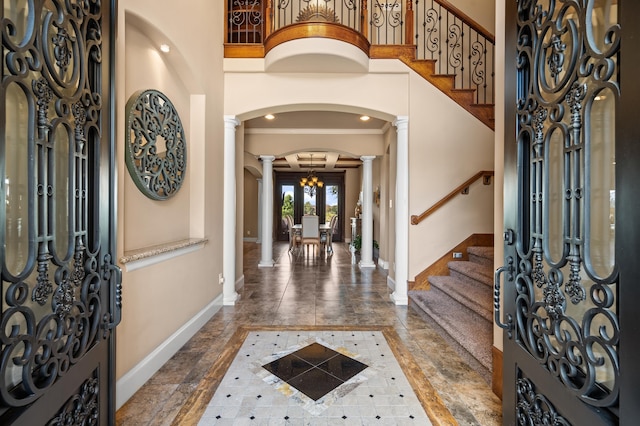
<box><xmin>387</xmin><ymin>275</ymin><xmax>395</xmax><ymax>292</ymax></box>
<box><xmin>115</xmin><ymin>293</ymin><xmax>223</xmax><ymax>410</ymax></box>
<box><xmin>378</xmin><ymin>257</ymin><xmax>389</xmax><ymax>270</ymax></box>
<box><xmin>236</xmin><ymin>274</ymin><xmax>245</xmax><ymax>292</ymax></box>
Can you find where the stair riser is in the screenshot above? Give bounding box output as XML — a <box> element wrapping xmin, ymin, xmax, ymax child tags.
<box><xmin>449</xmin><ymin>268</ymin><xmax>492</xmax><ymax>287</ymax></box>
<box><xmin>468</xmin><ymin>253</ymin><xmax>493</xmax><ymax>268</ymax></box>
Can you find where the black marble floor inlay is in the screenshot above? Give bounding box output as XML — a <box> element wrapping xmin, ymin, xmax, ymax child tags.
<box><xmin>262</xmin><ymin>342</ymin><xmax>368</xmax><ymax>401</ymax></box>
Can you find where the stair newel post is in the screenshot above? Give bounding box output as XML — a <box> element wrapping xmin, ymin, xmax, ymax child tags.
<box><xmin>404</xmin><ymin>0</ymin><xmax>414</xmax><ymax>46</ymax></box>
<box><xmin>264</xmin><ymin>0</ymin><xmax>273</xmax><ymax>39</ymax></box>
<box><xmin>360</xmin><ymin>0</ymin><xmax>368</xmax><ymax>40</ymax></box>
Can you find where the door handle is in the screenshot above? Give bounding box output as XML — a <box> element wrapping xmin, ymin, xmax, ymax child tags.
<box><xmin>494</xmin><ymin>256</ymin><xmax>514</xmax><ymax>339</ymax></box>
<box><xmin>102</xmin><ymin>254</ymin><xmax>122</xmax><ymax>332</ymax></box>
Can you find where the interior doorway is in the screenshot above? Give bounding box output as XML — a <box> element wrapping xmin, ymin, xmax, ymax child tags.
<box><xmin>276</xmin><ymin>172</ymin><xmax>345</xmax><ymax>243</ymax></box>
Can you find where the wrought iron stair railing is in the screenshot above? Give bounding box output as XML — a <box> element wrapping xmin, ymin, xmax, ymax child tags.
<box><xmin>225</xmin><ymin>1</ymin><xmax>495</xmax><ymax>128</ymax></box>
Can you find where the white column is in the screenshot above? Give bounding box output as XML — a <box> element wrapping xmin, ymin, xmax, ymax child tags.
<box><xmin>223</xmin><ymin>116</ymin><xmax>240</xmax><ymax>305</ymax></box>
<box><xmin>392</xmin><ymin>116</ymin><xmax>409</xmax><ymax>305</ymax></box>
<box><xmin>259</xmin><ymin>155</ymin><xmax>275</xmax><ymax>267</ymax></box>
<box><xmin>256</xmin><ymin>178</ymin><xmax>263</xmax><ymax>243</ymax></box>
<box><xmin>359</xmin><ymin>156</ymin><xmax>376</xmax><ymax>268</ymax></box>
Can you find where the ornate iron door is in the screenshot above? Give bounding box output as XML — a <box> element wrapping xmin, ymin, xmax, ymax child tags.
<box><xmin>0</xmin><ymin>1</ymin><xmax>119</xmax><ymax>424</ymax></box>
<box><xmin>500</xmin><ymin>0</ymin><xmax>630</xmax><ymax>424</ymax></box>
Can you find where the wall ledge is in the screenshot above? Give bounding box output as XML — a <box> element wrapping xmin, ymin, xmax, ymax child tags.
<box><xmin>120</xmin><ymin>238</ymin><xmax>208</xmax><ymax>272</ymax></box>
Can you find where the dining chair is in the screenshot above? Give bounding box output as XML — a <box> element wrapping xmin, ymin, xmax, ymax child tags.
<box><xmin>286</xmin><ymin>215</ymin><xmax>300</xmax><ymax>253</ymax></box>
<box><xmin>301</xmin><ymin>215</ymin><xmax>320</xmax><ymax>256</ymax></box>
<box><xmin>326</xmin><ymin>215</ymin><xmax>338</xmax><ymax>254</ymax></box>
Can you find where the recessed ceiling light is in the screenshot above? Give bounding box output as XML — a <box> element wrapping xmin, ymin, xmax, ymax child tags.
<box><xmin>360</xmin><ymin>115</ymin><xmax>370</xmax><ymax>121</ymax></box>
<box><xmin>160</xmin><ymin>44</ymin><xmax>171</xmax><ymax>53</ymax></box>
<box><xmin>265</xmin><ymin>114</ymin><xmax>275</xmax><ymax>120</ymax></box>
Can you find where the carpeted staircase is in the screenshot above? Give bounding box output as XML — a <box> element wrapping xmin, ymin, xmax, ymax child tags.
<box><xmin>408</xmin><ymin>246</ymin><xmax>493</xmax><ymax>383</ymax></box>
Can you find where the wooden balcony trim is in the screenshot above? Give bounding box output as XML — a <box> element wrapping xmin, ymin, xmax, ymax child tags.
<box><xmin>224</xmin><ymin>44</ymin><xmax>266</xmax><ymax>58</ymax></box>
<box><xmin>411</xmin><ymin>170</ymin><xmax>494</xmax><ymax>225</ymax></box>
<box><xmin>264</xmin><ymin>22</ymin><xmax>371</xmax><ymax>56</ymax></box>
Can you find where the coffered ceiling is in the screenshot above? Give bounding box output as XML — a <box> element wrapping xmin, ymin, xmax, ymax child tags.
<box><xmin>244</xmin><ymin>111</ymin><xmax>389</xmax><ymax>172</ymax></box>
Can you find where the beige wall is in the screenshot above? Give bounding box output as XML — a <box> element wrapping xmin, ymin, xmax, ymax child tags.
<box><xmin>123</xmin><ymin>23</ymin><xmax>191</xmax><ymax>249</ymax></box>
<box><xmin>407</xmin><ymin>72</ymin><xmax>495</xmax><ymax>278</ymax></box>
<box><xmin>244</xmin><ymin>169</ymin><xmax>259</xmax><ymax>240</ymax></box>
<box><xmin>116</xmin><ymin>0</ymin><xmax>225</xmax><ymax>383</ymax></box>
<box><xmin>449</xmin><ymin>0</ymin><xmax>496</xmax><ymax>33</ymax></box>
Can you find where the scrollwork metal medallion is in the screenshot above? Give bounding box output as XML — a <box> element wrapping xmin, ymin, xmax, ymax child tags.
<box><xmin>125</xmin><ymin>90</ymin><xmax>187</xmax><ymax>200</ymax></box>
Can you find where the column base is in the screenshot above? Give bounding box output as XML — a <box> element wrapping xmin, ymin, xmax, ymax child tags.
<box><xmin>390</xmin><ymin>291</ymin><xmax>408</xmax><ymax>305</ymax></box>
<box><xmin>223</xmin><ymin>291</ymin><xmax>240</xmax><ymax>306</ymax></box>
<box><xmin>258</xmin><ymin>260</ymin><xmax>275</xmax><ymax>268</ymax></box>
<box><xmin>358</xmin><ymin>260</ymin><xmax>376</xmax><ymax>269</ymax></box>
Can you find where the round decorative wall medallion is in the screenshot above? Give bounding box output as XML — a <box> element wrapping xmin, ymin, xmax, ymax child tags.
<box><xmin>125</xmin><ymin>89</ymin><xmax>186</xmax><ymax>200</ymax></box>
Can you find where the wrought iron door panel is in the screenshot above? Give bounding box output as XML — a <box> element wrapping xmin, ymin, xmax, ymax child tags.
<box><xmin>503</xmin><ymin>0</ymin><xmax>620</xmax><ymax>424</ymax></box>
<box><xmin>1</xmin><ymin>0</ymin><xmax>117</xmax><ymax>424</ymax></box>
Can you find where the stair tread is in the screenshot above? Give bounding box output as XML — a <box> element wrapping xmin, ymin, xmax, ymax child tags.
<box><xmin>408</xmin><ymin>288</ymin><xmax>492</xmax><ymax>370</ymax></box>
<box><xmin>447</xmin><ymin>260</ymin><xmax>493</xmax><ymax>286</ymax></box>
<box><xmin>428</xmin><ymin>275</ymin><xmax>492</xmax><ymax>321</ymax></box>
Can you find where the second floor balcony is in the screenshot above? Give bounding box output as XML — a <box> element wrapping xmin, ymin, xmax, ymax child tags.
<box><xmin>226</xmin><ymin>0</ymin><xmax>495</xmax><ymax>106</ymax></box>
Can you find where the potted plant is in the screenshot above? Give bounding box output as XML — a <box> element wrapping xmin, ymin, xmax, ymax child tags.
<box><xmin>352</xmin><ymin>235</ymin><xmax>379</xmax><ymax>257</ymax></box>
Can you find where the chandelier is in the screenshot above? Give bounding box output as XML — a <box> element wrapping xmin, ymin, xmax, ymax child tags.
<box><xmin>299</xmin><ymin>153</ymin><xmax>323</xmax><ymax>197</ymax></box>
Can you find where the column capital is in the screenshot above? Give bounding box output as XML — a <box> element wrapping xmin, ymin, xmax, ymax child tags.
<box><xmin>360</xmin><ymin>155</ymin><xmax>376</xmax><ymax>162</ymax></box>
<box><xmin>260</xmin><ymin>155</ymin><xmax>276</xmax><ymax>163</ymax></box>
<box><xmin>393</xmin><ymin>115</ymin><xmax>409</xmax><ymax>130</ymax></box>
<box><xmin>224</xmin><ymin>115</ymin><xmax>240</xmax><ymax>128</ymax></box>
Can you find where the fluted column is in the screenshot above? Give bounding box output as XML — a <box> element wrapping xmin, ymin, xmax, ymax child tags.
<box><xmin>223</xmin><ymin>116</ymin><xmax>240</xmax><ymax>305</ymax></box>
<box><xmin>359</xmin><ymin>155</ymin><xmax>376</xmax><ymax>269</ymax></box>
<box><xmin>259</xmin><ymin>156</ymin><xmax>275</xmax><ymax>267</ymax></box>
<box><xmin>256</xmin><ymin>178</ymin><xmax>263</xmax><ymax>243</ymax></box>
<box><xmin>392</xmin><ymin>116</ymin><xmax>409</xmax><ymax>305</ymax></box>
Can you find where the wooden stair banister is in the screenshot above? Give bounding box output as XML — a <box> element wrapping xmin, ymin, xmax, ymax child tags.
<box><xmin>411</xmin><ymin>171</ymin><xmax>494</xmax><ymax>226</ymax></box>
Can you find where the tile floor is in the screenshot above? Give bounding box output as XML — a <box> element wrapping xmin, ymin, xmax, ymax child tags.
<box><xmin>116</xmin><ymin>242</ymin><xmax>502</xmax><ymax>425</ymax></box>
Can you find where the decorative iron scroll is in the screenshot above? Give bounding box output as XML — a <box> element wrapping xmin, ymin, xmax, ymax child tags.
<box><xmin>47</xmin><ymin>372</ymin><xmax>99</xmax><ymax>426</ymax></box>
<box><xmin>414</xmin><ymin>0</ymin><xmax>494</xmax><ymax>104</ymax></box>
<box><xmin>1</xmin><ymin>0</ymin><xmax>105</xmax><ymax>408</ymax></box>
<box><xmin>515</xmin><ymin>0</ymin><xmax>620</xmax><ymax>409</ymax></box>
<box><xmin>274</xmin><ymin>0</ymin><xmax>360</xmax><ymax>34</ymax></box>
<box><xmin>517</xmin><ymin>378</ymin><xmax>570</xmax><ymax>426</ymax></box>
<box><xmin>125</xmin><ymin>90</ymin><xmax>187</xmax><ymax>201</ymax></box>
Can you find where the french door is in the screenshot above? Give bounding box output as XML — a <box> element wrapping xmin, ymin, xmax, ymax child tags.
<box><xmin>1</xmin><ymin>1</ymin><xmax>119</xmax><ymax>424</ymax></box>
<box><xmin>501</xmin><ymin>0</ymin><xmax>640</xmax><ymax>424</ymax></box>
<box><xmin>275</xmin><ymin>172</ymin><xmax>345</xmax><ymax>242</ymax></box>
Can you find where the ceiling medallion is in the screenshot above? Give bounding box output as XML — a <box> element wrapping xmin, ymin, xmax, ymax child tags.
<box><xmin>125</xmin><ymin>89</ymin><xmax>187</xmax><ymax>200</ymax></box>
<box><xmin>296</xmin><ymin>5</ymin><xmax>339</xmax><ymax>23</ymax></box>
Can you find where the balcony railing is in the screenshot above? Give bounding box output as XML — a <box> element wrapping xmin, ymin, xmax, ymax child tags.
<box><xmin>226</xmin><ymin>0</ymin><xmax>494</xmax><ymax>104</ymax></box>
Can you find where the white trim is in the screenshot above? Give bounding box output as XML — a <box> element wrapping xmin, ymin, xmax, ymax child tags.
<box><xmin>115</xmin><ymin>294</ymin><xmax>223</xmax><ymax>410</ymax></box>
<box><xmin>244</xmin><ymin>128</ymin><xmax>384</xmax><ymax>135</ymax></box>
<box><xmin>378</xmin><ymin>257</ymin><xmax>389</xmax><ymax>270</ymax></box>
<box><xmin>236</xmin><ymin>274</ymin><xmax>245</xmax><ymax>292</ymax></box>
<box><xmin>387</xmin><ymin>275</ymin><xmax>396</xmax><ymax>292</ymax></box>
<box><xmin>122</xmin><ymin>241</ymin><xmax>206</xmax><ymax>272</ymax></box>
